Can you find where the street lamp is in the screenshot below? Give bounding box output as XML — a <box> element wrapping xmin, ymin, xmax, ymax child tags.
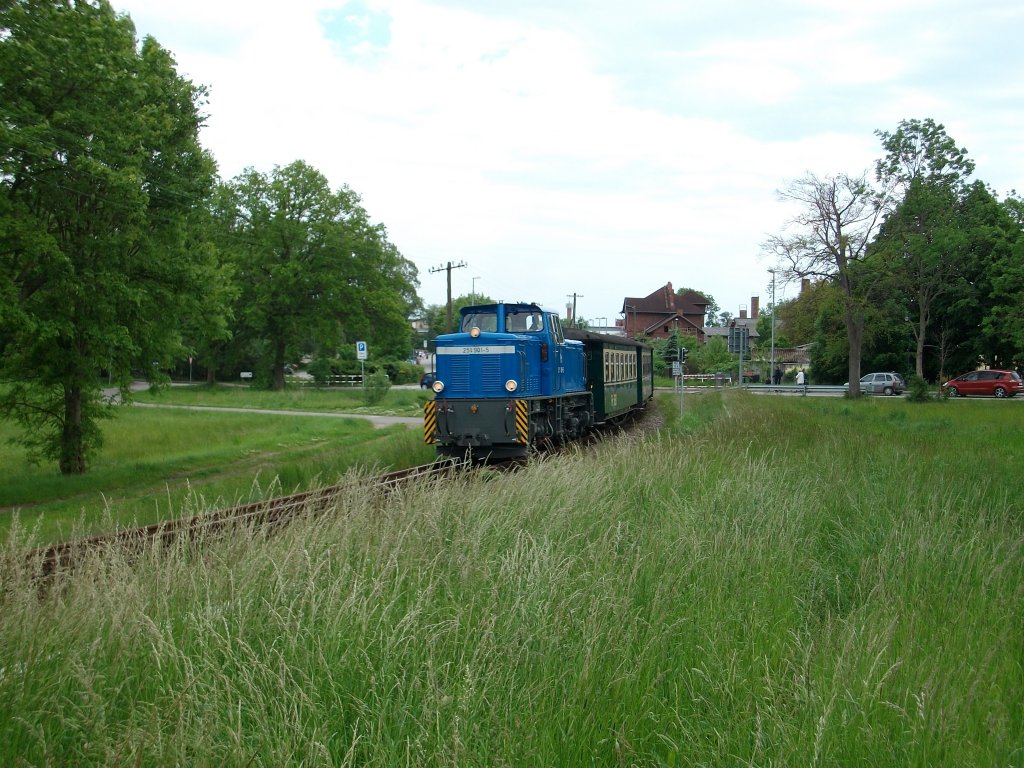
<box><xmin>594</xmin><ymin>316</ymin><xmax>607</xmax><ymax>330</ymax></box>
<box><xmin>471</xmin><ymin>276</ymin><xmax>481</xmax><ymax>303</ymax></box>
<box><xmin>769</xmin><ymin>269</ymin><xmax>776</xmax><ymax>382</ymax></box>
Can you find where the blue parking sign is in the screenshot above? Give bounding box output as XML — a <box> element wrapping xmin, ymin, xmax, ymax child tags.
<box><xmin>356</xmin><ymin>341</ymin><xmax>367</xmax><ymax>360</ymax></box>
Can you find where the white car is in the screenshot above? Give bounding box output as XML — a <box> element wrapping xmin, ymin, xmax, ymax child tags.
<box><xmin>856</xmin><ymin>372</ymin><xmax>905</xmax><ymax>395</ymax></box>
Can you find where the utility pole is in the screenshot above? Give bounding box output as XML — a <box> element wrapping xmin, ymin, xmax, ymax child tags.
<box><xmin>566</xmin><ymin>293</ymin><xmax>584</xmax><ymax>327</ymax></box>
<box><xmin>472</xmin><ymin>276</ymin><xmax>480</xmax><ymax>303</ymax></box>
<box><xmin>430</xmin><ymin>261</ymin><xmax>467</xmax><ymax>333</ymax></box>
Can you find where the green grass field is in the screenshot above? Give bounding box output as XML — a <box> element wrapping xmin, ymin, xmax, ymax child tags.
<box><xmin>0</xmin><ymin>388</ymin><xmax>432</xmax><ymax>543</ymax></box>
<box><xmin>132</xmin><ymin>381</ymin><xmax>432</xmax><ymax>417</ymax></box>
<box><xmin>1</xmin><ymin>392</ymin><xmax>1021</xmax><ymax>765</ymax></box>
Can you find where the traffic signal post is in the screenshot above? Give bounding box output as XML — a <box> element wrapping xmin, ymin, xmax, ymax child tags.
<box><xmin>674</xmin><ymin>344</ymin><xmax>688</xmax><ymax>416</ymax></box>
<box><xmin>727</xmin><ymin>326</ymin><xmax>749</xmax><ymax>385</ymax></box>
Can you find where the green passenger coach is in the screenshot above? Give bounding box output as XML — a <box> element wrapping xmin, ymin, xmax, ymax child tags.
<box><xmin>563</xmin><ymin>328</ymin><xmax>654</xmax><ymax>422</ymax></box>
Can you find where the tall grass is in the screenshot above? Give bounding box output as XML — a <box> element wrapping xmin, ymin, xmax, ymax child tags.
<box><xmin>0</xmin><ymin>407</ymin><xmax>431</xmax><ymax>544</ymax></box>
<box><xmin>0</xmin><ymin>393</ymin><xmax>1021</xmax><ymax>765</ymax></box>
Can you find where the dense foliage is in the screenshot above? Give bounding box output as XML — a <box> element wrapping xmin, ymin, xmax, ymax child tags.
<box><xmin>0</xmin><ymin>0</ymin><xmax>217</xmax><ymax>472</ymax></box>
<box><xmin>209</xmin><ymin>162</ymin><xmax>419</xmax><ymax>390</ymax></box>
<box><xmin>0</xmin><ymin>3</ymin><xmax>422</xmax><ymax>471</ymax></box>
<box><xmin>768</xmin><ymin>119</ymin><xmax>1023</xmax><ymax>387</ymax></box>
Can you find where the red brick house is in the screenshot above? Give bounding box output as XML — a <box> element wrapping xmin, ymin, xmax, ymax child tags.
<box><xmin>620</xmin><ymin>283</ymin><xmax>708</xmax><ymax>341</ymax></box>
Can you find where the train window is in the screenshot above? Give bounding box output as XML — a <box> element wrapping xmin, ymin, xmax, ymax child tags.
<box><xmin>549</xmin><ymin>314</ymin><xmax>564</xmax><ymax>343</ymax></box>
<box><xmin>462</xmin><ymin>312</ymin><xmax>496</xmax><ymax>332</ymax></box>
<box><xmin>506</xmin><ymin>311</ymin><xmax>543</xmax><ymax>333</ymax></box>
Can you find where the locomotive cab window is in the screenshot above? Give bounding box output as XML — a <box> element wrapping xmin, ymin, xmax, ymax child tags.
<box><xmin>549</xmin><ymin>314</ymin><xmax>564</xmax><ymax>343</ymax></box>
<box><xmin>461</xmin><ymin>312</ymin><xmax>497</xmax><ymax>333</ymax></box>
<box><xmin>506</xmin><ymin>311</ymin><xmax>543</xmax><ymax>333</ymax></box>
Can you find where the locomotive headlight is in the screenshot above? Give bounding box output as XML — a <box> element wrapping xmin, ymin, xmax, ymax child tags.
<box><xmin>432</xmin><ymin>379</ymin><xmax>444</xmax><ymax>393</ymax></box>
<box><xmin>505</xmin><ymin>379</ymin><xmax>518</xmax><ymax>392</ymax></box>
<box><xmin>470</xmin><ymin>327</ymin><xmax>481</xmax><ymax>338</ymax></box>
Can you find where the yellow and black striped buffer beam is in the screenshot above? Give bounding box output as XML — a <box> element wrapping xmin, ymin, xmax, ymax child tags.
<box><xmin>514</xmin><ymin>399</ymin><xmax>529</xmax><ymax>443</ymax></box>
<box><xmin>423</xmin><ymin>400</ymin><xmax>437</xmax><ymax>444</ymax></box>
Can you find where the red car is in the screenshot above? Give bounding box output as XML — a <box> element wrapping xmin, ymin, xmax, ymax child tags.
<box><xmin>942</xmin><ymin>369</ymin><xmax>1023</xmax><ymax>398</ymax></box>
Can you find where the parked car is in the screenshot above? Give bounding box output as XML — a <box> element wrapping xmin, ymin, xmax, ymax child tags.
<box><xmin>942</xmin><ymin>369</ymin><xmax>1023</xmax><ymax>398</ymax></box>
<box><xmin>855</xmin><ymin>371</ymin><xmax>906</xmax><ymax>395</ymax></box>
<box><xmin>419</xmin><ymin>371</ymin><xmax>437</xmax><ymax>389</ymax></box>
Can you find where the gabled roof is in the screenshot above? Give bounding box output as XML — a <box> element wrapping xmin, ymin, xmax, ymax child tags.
<box><xmin>623</xmin><ymin>282</ymin><xmax>710</xmax><ymax>317</ymax></box>
<box><xmin>676</xmin><ymin>289</ymin><xmax>710</xmax><ymax>316</ymax></box>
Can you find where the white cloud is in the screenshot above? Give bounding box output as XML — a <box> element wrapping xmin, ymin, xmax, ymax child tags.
<box><xmin>113</xmin><ymin>0</ymin><xmax>1024</xmax><ymax>320</ymax></box>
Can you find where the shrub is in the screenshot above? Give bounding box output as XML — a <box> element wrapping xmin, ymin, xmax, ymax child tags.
<box><xmin>362</xmin><ymin>370</ymin><xmax>391</xmax><ymax>405</ymax></box>
<box><xmin>905</xmin><ymin>374</ymin><xmax>934</xmax><ymax>402</ymax></box>
<box><xmin>307</xmin><ymin>355</ymin><xmax>335</xmax><ymax>387</ymax></box>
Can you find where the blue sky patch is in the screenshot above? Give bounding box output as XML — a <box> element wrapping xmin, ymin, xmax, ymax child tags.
<box><xmin>319</xmin><ymin>1</ymin><xmax>391</xmax><ymax>54</ymax></box>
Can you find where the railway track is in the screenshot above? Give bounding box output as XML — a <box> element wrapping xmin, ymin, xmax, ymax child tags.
<box><xmin>24</xmin><ymin>402</ymin><xmax>659</xmax><ymax>583</ymax></box>
<box><xmin>27</xmin><ymin>459</ymin><xmax>464</xmax><ymax>581</ymax></box>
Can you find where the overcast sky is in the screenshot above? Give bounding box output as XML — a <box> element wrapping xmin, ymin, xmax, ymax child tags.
<box><xmin>113</xmin><ymin>0</ymin><xmax>1024</xmax><ymax>325</ymax></box>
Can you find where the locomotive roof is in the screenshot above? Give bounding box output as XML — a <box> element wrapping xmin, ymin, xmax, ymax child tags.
<box><xmin>460</xmin><ymin>301</ymin><xmax>555</xmax><ymax>314</ymax></box>
<box><xmin>563</xmin><ymin>327</ymin><xmax>651</xmax><ymax>350</ymax></box>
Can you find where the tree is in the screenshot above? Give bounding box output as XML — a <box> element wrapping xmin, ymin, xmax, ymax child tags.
<box><xmin>870</xmin><ymin>180</ymin><xmax>969</xmax><ymax>377</ymax></box>
<box><xmin>650</xmin><ymin>330</ymin><xmax>699</xmax><ymax>377</ymax></box>
<box><xmin>214</xmin><ymin>161</ymin><xmax>418</xmax><ymax>389</ymax></box>
<box><xmin>675</xmin><ymin>286</ymin><xmax>719</xmax><ymax>327</ymax></box>
<box><xmin>875</xmin><ymin>118</ymin><xmax>974</xmax><ymax>191</ymax></box>
<box><xmin>873</xmin><ymin>119</ymin><xmax>976</xmax><ymax>377</ymax></box>
<box><xmin>179</xmin><ymin>188</ymin><xmax>239</xmax><ymax>383</ymax></box>
<box><xmin>763</xmin><ymin>172</ymin><xmax>886</xmax><ymax>397</ymax></box>
<box><xmin>693</xmin><ymin>336</ymin><xmax>734</xmax><ymax>375</ymax></box>
<box><xmin>943</xmin><ymin>182</ymin><xmax>1023</xmax><ymax>372</ymax></box>
<box><xmin>774</xmin><ymin>291</ymin><xmax>821</xmax><ymax>348</ymax></box>
<box><xmin>0</xmin><ymin>0</ymin><xmax>217</xmax><ymax>473</ymax></box>
<box><xmin>986</xmin><ymin>194</ymin><xmax>1024</xmax><ymax>366</ymax></box>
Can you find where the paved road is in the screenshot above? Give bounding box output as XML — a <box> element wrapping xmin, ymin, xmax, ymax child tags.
<box><xmin>103</xmin><ymin>382</ymin><xmax>422</xmax><ymax>429</ymax></box>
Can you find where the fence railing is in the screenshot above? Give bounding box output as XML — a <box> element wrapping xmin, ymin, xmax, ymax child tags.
<box><xmin>744</xmin><ymin>383</ymin><xmax>849</xmax><ymax>395</ymax></box>
<box><xmin>286</xmin><ymin>374</ymin><xmax>364</xmax><ymax>387</ymax></box>
<box><xmin>680</xmin><ymin>374</ymin><xmax>734</xmax><ymax>385</ymax></box>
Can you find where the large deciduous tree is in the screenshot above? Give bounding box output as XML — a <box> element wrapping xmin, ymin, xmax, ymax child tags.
<box><xmin>214</xmin><ymin>162</ymin><xmax>418</xmax><ymax>389</ymax></box>
<box><xmin>0</xmin><ymin>0</ymin><xmax>217</xmax><ymax>473</ymax></box>
<box><xmin>872</xmin><ymin>119</ymin><xmax>976</xmax><ymax>377</ymax></box>
<box><xmin>987</xmin><ymin>194</ymin><xmax>1024</xmax><ymax>366</ymax></box>
<box><xmin>762</xmin><ymin>172</ymin><xmax>886</xmax><ymax>397</ymax></box>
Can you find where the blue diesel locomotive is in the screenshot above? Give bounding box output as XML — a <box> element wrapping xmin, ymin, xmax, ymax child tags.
<box><xmin>423</xmin><ymin>302</ymin><xmax>654</xmax><ymax>459</ymax></box>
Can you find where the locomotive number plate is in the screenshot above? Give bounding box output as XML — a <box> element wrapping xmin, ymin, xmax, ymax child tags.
<box><xmin>437</xmin><ymin>345</ymin><xmax>515</xmax><ymax>355</ymax></box>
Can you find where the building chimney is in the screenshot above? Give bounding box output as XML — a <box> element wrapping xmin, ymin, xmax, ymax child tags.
<box><xmin>751</xmin><ymin>296</ymin><xmax>759</xmax><ymax>319</ymax></box>
<box><xmin>739</xmin><ymin>306</ymin><xmax>747</xmax><ymax>320</ymax></box>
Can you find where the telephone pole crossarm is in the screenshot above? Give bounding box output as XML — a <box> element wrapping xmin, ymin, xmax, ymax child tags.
<box><xmin>566</xmin><ymin>293</ymin><xmax>584</xmax><ymax>327</ymax></box>
<box><xmin>429</xmin><ymin>260</ymin><xmax>467</xmax><ymax>333</ymax></box>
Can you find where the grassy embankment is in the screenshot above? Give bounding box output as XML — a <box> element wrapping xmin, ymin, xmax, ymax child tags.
<box><xmin>1</xmin><ymin>393</ymin><xmax>1022</xmax><ymax>765</ymax></box>
<box><xmin>130</xmin><ymin>381</ymin><xmax>432</xmax><ymax>417</ymax></box>
<box><xmin>0</xmin><ymin>384</ymin><xmax>434</xmax><ymax>544</ymax></box>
